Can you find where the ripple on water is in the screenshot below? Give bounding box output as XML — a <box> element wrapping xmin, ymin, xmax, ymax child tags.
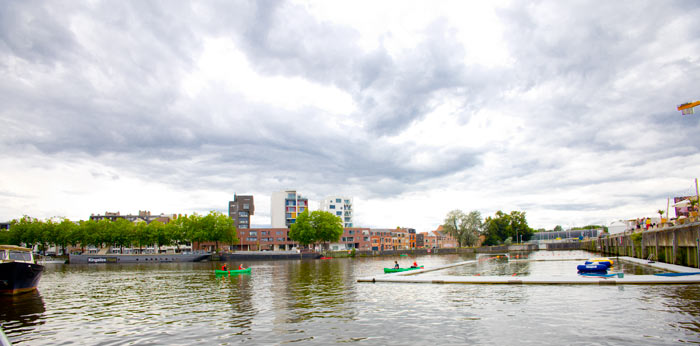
<box><xmin>2</xmin><ymin>252</ymin><xmax>700</xmax><ymax>345</ymax></box>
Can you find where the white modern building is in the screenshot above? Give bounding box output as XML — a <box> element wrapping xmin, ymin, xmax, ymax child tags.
<box><xmin>320</xmin><ymin>196</ymin><xmax>353</xmax><ymax>228</ymax></box>
<box><xmin>270</xmin><ymin>190</ymin><xmax>308</xmax><ymax>228</ymax></box>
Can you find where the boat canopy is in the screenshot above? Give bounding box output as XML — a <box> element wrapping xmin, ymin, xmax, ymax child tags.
<box><xmin>0</xmin><ymin>245</ymin><xmax>34</xmax><ymax>263</ymax></box>
<box><xmin>0</xmin><ymin>245</ymin><xmax>32</xmax><ymax>252</ymax></box>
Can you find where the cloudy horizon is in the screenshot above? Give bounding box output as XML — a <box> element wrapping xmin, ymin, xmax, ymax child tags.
<box><xmin>1</xmin><ymin>1</ymin><xmax>699</xmax><ymax>232</ymax></box>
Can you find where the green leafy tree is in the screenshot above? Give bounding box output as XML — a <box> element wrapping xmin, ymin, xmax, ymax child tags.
<box><xmin>185</xmin><ymin>214</ymin><xmax>206</xmax><ymax>245</ymax></box>
<box><xmin>76</xmin><ymin>220</ymin><xmax>97</xmax><ymax>253</ymax></box>
<box><xmin>7</xmin><ymin>216</ymin><xmax>32</xmax><ymax>246</ymax></box>
<box><xmin>289</xmin><ymin>211</ymin><xmax>317</xmax><ymax>249</ymax></box>
<box><xmin>289</xmin><ymin>211</ymin><xmax>343</xmax><ymax>251</ymax></box>
<box><xmin>21</xmin><ymin>216</ymin><xmax>42</xmax><ymax>250</ymax></box>
<box><xmin>166</xmin><ymin>217</ymin><xmax>188</xmax><ymax>251</ymax></box>
<box><xmin>553</xmin><ymin>225</ymin><xmax>563</xmax><ymax>233</ymax></box>
<box><xmin>482</xmin><ymin>210</ymin><xmax>534</xmax><ymax>246</ymax></box>
<box><xmin>111</xmin><ymin>218</ymin><xmax>134</xmax><ymax>253</ymax></box>
<box><xmin>41</xmin><ymin>219</ymin><xmax>58</xmax><ymax>254</ymax></box>
<box><xmin>148</xmin><ymin>221</ymin><xmax>170</xmax><ymax>251</ymax></box>
<box><xmin>133</xmin><ymin>222</ymin><xmax>151</xmax><ymax>252</ymax></box>
<box><xmin>442</xmin><ymin>210</ymin><xmax>482</xmax><ymax>247</ymax></box>
<box><xmin>311</xmin><ymin>210</ymin><xmax>343</xmax><ymax>250</ymax></box>
<box><xmin>55</xmin><ymin>219</ymin><xmax>77</xmax><ymax>255</ymax></box>
<box><xmin>202</xmin><ymin>211</ymin><xmax>237</xmax><ymax>252</ymax></box>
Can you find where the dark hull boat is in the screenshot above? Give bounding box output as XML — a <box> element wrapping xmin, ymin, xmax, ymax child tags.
<box><xmin>0</xmin><ymin>245</ymin><xmax>44</xmax><ymax>295</ymax></box>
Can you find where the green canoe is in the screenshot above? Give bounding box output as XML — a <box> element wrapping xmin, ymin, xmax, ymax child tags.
<box><xmin>215</xmin><ymin>268</ymin><xmax>251</xmax><ymax>275</ymax></box>
<box><xmin>384</xmin><ymin>266</ymin><xmax>423</xmax><ymax>273</ymax></box>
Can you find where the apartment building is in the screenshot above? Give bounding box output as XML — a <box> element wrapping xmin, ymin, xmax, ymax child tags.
<box><xmin>417</xmin><ymin>227</ymin><xmax>458</xmax><ymax>248</ymax></box>
<box><xmin>369</xmin><ymin>228</ymin><xmax>395</xmax><ymax>251</ymax></box>
<box><xmin>271</xmin><ymin>190</ymin><xmax>308</xmax><ymax>228</ymax></box>
<box><xmin>320</xmin><ymin>196</ymin><xmax>354</xmax><ymax>228</ymax></box>
<box><xmin>328</xmin><ymin>228</ymin><xmax>371</xmax><ymax>251</ymax></box>
<box><xmin>228</xmin><ymin>228</ymin><xmax>295</xmax><ymax>251</ymax></box>
<box><xmin>408</xmin><ymin>228</ymin><xmax>416</xmax><ymax>248</ymax></box>
<box><xmin>228</xmin><ymin>194</ymin><xmax>254</xmax><ymax>229</ymax></box>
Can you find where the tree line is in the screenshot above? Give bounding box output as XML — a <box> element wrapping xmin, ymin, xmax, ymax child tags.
<box><xmin>0</xmin><ymin>211</ymin><xmax>237</xmax><ymax>254</ymax></box>
<box><xmin>442</xmin><ymin>209</ymin><xmax>535</xmax><ymax>247</ymax></box>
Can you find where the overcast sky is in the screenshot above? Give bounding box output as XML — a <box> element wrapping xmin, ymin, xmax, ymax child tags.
<box><xmin>1</xmin><ymin>1</ymin><xmax>699</xmax><ymax>232</ymax></box>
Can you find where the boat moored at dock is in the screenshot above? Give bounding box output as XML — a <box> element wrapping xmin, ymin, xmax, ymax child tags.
<box><xmin>0</xmin><ymin>245</ymin><xmax>44</xmax><ymax>295</ymax></box>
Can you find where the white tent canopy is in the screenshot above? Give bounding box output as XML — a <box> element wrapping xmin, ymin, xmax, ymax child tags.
<box><xmin>672</xmin><ymin>199</ymin><xmax>691</xmax><ymax>207</ymax></box>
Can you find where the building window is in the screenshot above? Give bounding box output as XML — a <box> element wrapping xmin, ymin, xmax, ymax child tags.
<box><xmin>239</xmin><ymin>225</ymin><xmax>248</xmax><ymax>229</ymax></box>
<box><xmin>249</xmin><ymin>231</ymin><xmax>257</xmax><ymax>236</ymax></box>
<box><xmin>330</xmin><ymin>205</ymin><xmax>335</xmax><ymax>209</ymax></box>
<box><xmin>348</xmin><ymin>230</ymin><xmax>354</xmax><ymax>235</ymax></box>
<box><xmin>243</xmin><ymin>203</ymin><xmax>249</xmax><ymax>209</ymax></box>
<box><xmin>277</xmin><ymin>238</ymin><xmax>285</xmax><ymax>242</ymax></box>
<box><xmin>239</xmin><ymin>211</ymin><xmax>248</xmax><ymax>217</ymax></box>
<box><xmin>346</xmin><ymin>237</ymin><xmax>353</xmax><ymax>242</ymax></box>
<box><xmin>336</xmin><ymin>211</ymin><xmax>341</xmax><ymax>216</ymax></box>
<box><xmin>247</xmin><ymin>237</ymin><xmax>257</xmax><ymax>241</ymax></box>
<box><xmin>336</xmin><ymin>198</ymin><xmax>341</xmax><ymax>203</ymax></box>
<box><xmin>276</xmin><ymin>231</ymin><xmax>283</xmax><ymax>235</ymax></box>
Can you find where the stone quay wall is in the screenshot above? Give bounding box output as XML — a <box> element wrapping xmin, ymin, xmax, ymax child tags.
<box><xmin>581</xmin><ymin>221</ymin><xmax>700</xmax><ymax>268</ymax></box>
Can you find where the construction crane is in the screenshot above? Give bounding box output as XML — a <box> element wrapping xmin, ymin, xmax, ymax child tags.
<box><xmin>677</xmin><ymin>100</ymin><xmax>700</xmax><ymax>115</ymax></box>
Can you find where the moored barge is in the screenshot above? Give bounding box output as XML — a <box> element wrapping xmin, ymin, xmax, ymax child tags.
<box><xmin>69</xmin><ymin>252</ymin><xmax>211</xmax><ymax>264</ymax></box>
<box><xmin>0</xmin><ymin>245</ymin><xmax>44</xmax><ymax>295</ymax></box>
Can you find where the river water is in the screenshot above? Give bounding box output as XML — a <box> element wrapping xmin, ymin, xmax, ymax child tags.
<box><xmin>2</xmin><ymin>250</ymin><xmax>700</xmax><ymax>345</ymax></box>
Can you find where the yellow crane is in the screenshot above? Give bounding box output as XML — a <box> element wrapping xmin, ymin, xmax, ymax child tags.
<box><xmin>678</xmin><ymin>100</ymin><xmax>700</xmax><ymax>115</ymax></box>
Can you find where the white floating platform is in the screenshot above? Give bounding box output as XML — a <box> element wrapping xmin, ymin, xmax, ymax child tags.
<box><xmin>357</xmin><ymin>257</ymin><xmax>700</xmax><ymax>285</ymax></box>
<box><xmin>357</xmin><ymin>274</ymin><xmax>700</xmax><ymax>285</ymax></box>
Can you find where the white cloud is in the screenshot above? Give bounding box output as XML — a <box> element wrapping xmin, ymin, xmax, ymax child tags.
<box><xmin>2</xmin><ymin>1</ymin><xmax>700</xmax><ymax>233</ymax></box>
<box><xmin>181</xmin><ymin>37</ymin><xmax>356</xmax><ymax>115</ymax></box>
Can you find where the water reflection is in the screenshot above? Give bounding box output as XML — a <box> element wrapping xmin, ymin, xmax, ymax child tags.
<box><xmin>219</xmin><ymin>273</ymin><xmax>255</xmax><ymax>334</ymax></box>
<box><xmin>285</xmin><ymin>260</ymin><xmax>354</xmax><ymax>322</ymax></box>
<box><xmin>0</xmin><ymin>291</ymin><xmax>45</xmax><ymax>337</ymax></box>
<box><xmin>3</xmin><ymin>252</ymin><xmax>700</xmax><ymax>345</ymax></box>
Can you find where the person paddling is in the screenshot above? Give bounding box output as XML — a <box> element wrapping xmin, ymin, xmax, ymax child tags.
<box><xmin>411</xmin><ymin>261</ymin><xmax>418</xmax><ymax>268</ymax></box>
<box><xmin>394</xmin><ymin>261</ymin><xmax>399</xmax><ymax>269</ymax></box>
<box><xmin>222</xmin><ymin>264</ymin><xmax>227</xmax><ymax>271</ymax></box>
<box><xmin>238</xmin><ymin>264</ymin><xmax>245</xmax><ymax>270</ymax></box>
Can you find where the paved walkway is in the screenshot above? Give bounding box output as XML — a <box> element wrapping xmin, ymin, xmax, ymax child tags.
<box><xmin>618</xmin><ymin>256</ymin><xmax>700</xmax><ymax>273</ymax></box>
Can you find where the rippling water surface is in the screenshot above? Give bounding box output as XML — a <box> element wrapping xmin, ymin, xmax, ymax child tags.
<box><xmin>2</xmin><ymin>251</ymin><xmax>700</xmax><ymax>345</ymax></box>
